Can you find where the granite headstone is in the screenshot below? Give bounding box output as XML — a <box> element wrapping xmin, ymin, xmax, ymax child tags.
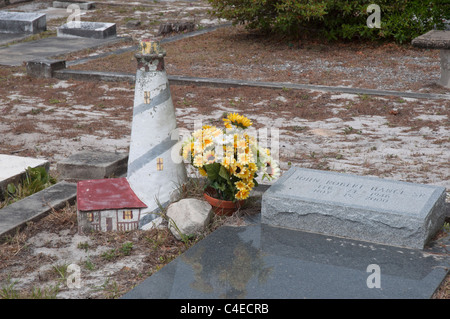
<box><xmin>261</xmin><ymin>167</ymin><xmax>447</xmax><ymax>250</ymax></box>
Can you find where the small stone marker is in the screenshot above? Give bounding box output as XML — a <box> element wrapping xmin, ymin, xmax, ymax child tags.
<box><xmin>57</xmin><ymin>21</ymin><xmax>116</xmax><ymax>39</ymax></box>
<box><xmin>261</xmin><ymin>167</ymin><xmax>447</xmax><ymax>249</ymax></box>
<box><xmin>57</xmin><ymin>150</ymin><xmax>128</xmax><ymax>181</ymax></box>
<box><xmin>26</xmin><ymin>59</ymin><xmax>66</xmax><ymax>78</ymax></box>
<box><xmin>0</xmin><ymin>11</ymin><xmax>46</xmax><ymax>34</ymax></box>
<box><xmin>412</xmin><ymin>30</ymin><xmax>450</xmax><ymax>88</ymax></box>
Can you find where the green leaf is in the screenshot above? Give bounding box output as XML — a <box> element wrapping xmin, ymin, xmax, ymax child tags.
<box><xmin>204</xmin><ymin>163</ymin><xmax>221</xmax><ymax>181</ymax></box>
<box><xmin>219</xmin><ymin>166</ymin><xmax>230</xmax><ymax>180</ymax></box>
<box><xmin>7</xmin><ymin>183</ymin><xmax>16</xmax><ymax>194</ymax></box>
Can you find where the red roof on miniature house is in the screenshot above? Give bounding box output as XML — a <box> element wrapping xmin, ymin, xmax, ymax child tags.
<box><xmin>77</xmin><ymin>177</ymin><xmax>147</xmax><ymax>211</ymax></box>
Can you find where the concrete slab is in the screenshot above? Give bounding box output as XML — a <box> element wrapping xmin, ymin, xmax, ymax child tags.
<box><xmin>53</xmin><ymin>1</ymin><xmax>96</xmax><ymax>10</ymax></box>
<box><xmin>0</xmin><ymin>35</ymin><xmax>125</xmax><ymax>66</ymax></box>
<box><xmin>0</xmin><ymin>11</ymin><xmax>46</xmax><ymax>34</ymax></box>
<box><xmin>0</xmin><ymin>32</ymin><xmax>29</xmax><ymax>45</ymax></box>
<box><xmin>57</xmin><ymin>21</ymin><xmax>116</xmax><ymax>39</ymax></box>
<box><xmin>57</xmin><ymin>150</ymin><xmax>128</xmax><ymax>181</ymax></box>
<box><xmin>122</xmin><ymin>223</ymin><xmax>449</xmax><ymax>299</ymax></box>
<box><xmin>0</xmin><ymin>154</ymin><xmax>49</xmax><ymax>200</ymax></box>
<box><xmin>261</xmin><ymin>167</ymin><xmax>447</xmax><ymax>250</ymax></box>
<box><xmin>0</xmin><ymin>181</ymin><xmax>77</xmax><ymax>238</ymax></box>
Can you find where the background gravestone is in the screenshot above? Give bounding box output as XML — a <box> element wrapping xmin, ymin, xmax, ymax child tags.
<box><xmin>0</xmin><ymin>11</ymin><xmax>46</xmax><ymax>34</ymax></box>
<box><xmin>57</xmin><ymin>21</ymin><xmax>116</xmax><ymax>39</ymax></box>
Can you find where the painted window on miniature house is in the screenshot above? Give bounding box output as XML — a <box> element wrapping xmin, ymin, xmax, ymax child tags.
<box><xmin>123</xmin><ymin>210</ymin><xmax>133</xmax><ymax>220</ymax></box>
<box><xmin>87</xmin><ymin>212</ymin><xmax>95</xmax><ymax>222</ymax></box>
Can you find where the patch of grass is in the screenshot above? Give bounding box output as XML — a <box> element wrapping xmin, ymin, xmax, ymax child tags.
<box><xmin>358</xmin><ymin>94</ymin><xmax>372</xmax><ymax>101</ymax></box>
<box><xmin>77</xmin><ymin>242</ymin><xmax>90</xmax><ymax>252</ymax></box>
<box><xmin>119</xmin><ymin>242</ymin><xmax>133</xmax><ymax>256</ymax></box>
<box><xmin>288</xmin><ymin>125</ymin><xmax>307</xmax><ymax>132</ymax></box>
<box><xmin>0</xmin><ymin>277</ymin><xmax>20</xmax><ymax>299</ymax></box>
<box><xmin>92</xmin><ymin>278</ymin><xmax>121</xmax><ymax>299</ymax></box>
<box><xmin>343</xmin><ymin>126</ymin><xmax>362</xmax><ymax>135</ymax></box>
<box><xmin>29</xmin><ymin>284</ymin><xmax>60</xmax><ymax>299</ymax></box>
<box><xmin>101</xmin><ymin>249</ymin><xmax>118</xmax><ymax>261</ymax></box>
<box><xmin>49</xmin><ymin>98</ymin><xmax>63</xmax><ymax>104</ymax></box>
<box><xmin>84</xmin><ymin>258</ymin><xmax>96</xmax><ymax>271</ymax></box>
<box><xmin>0</xmin><ymin>276</ymin><xmax>59</xmax><ymax>299</ymax></box>
<box><xmin>101</xmin><ymin>242</ymin><xmax>134</xmax><ymax>261</ymax></box>
<box><xmin>2</xmin><ymin>166</ymin><xmax>57</xmax><ymax>207</ymax></box>
<box><xmin>52</xmin><ymin>263</ymin><xmax>69</xmax><ymax>283</ymax></box>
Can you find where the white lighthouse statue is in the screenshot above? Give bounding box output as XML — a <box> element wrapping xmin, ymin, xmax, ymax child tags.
<box><xmin>76</xmin><ymin>39</ymin><xmax>187</xmax><ymax>232</ymax></box>
<box><xmin>127</xmin><ymin>39</ymin><xmax>187</xmax><ymax>227</ymax></box>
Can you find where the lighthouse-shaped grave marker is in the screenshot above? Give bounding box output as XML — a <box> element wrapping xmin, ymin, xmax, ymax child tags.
<box><xmin>76</xmin><ymin>39</ymin><xmax>187</xmax><ymax>232</ymax></box>
<box><xmin>126</xmin><ymin>39</ymin><xmax>187</xmax><ymax>228</ymax></box>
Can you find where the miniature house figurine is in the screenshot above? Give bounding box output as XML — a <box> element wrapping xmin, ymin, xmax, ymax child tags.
<box><xmin>77</xmin><ymin>177</ymin><xmax>147</xmax><ymax>233</ymax></box>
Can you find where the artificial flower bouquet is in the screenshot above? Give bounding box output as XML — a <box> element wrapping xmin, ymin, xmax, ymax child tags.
<box><xmin>181</xmin><ymin>113</ymin><xmax>280</xmax><ymax>202</ymax></box>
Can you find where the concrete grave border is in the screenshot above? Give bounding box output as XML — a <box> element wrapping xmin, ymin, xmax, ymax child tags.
<box><xmin>0</xmin><ymin>150</ymin><xmax>128</xmax><ymax>239</ymax></box>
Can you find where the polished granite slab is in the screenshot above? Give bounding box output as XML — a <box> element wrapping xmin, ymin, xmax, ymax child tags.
<box><xmin>123</xmin><ymin>222</ymin><xmax>449</xmax><ymax>299</ymax></box>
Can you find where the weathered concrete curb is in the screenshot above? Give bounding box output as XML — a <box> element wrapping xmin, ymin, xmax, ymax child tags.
<box><xmin>54</xmin><ymin>69</ymin><xmax>134</xmax><ymax>82</ymax></box>
<box><xmin>0</xmin><ymin>181</ymin><xmax>77</xmax><ymax>239</ymax></box>
<box><xmin>167</xmin><ymin>76</ymin><xmax>450</xmax><ymax>100</ymax></box>
<box><xmin>53</xmin><ymin>70</ymin><xmax>450</xmax><ymax>100</ymax></box>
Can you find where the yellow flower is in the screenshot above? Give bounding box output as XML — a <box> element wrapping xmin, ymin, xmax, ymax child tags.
<box><xmin>235</xmin><ymin>181</ymin><xmax>246</xmax><ymax>191</ymax></box>
<box><xmin>236</xmin><ymin>138</ymin><xmax>247</xmax><ymax>150</ymax></box>
<box><xmin>223</xmin><ymin>113</ymin><xmax>253</xmax><ymax>129</ymax></box>
<box><xmin>193</xmin><ymin>141</ymin><xmax>204</xmax><ymax>155</ymax></box>
<box><xmin>236</xmin><ymin>188</ymin><xmax>250</xmax><ymax>200</ymax></box>
<box><xmin>193</xmin><ymin>155</ymin><xmax>204</xmax><ymax>167</ymax></box>
<box><xmin>231</xmin><ymin>162</ymin><xmax>244</xmax><ymax>176</ymax></box>
<box><xmin>198</xmin><ymin>167</ymin><xmax>207</xmax><ymax>177</ymax></box>
<box><xmin>222</xmin><ymin>156</ymin><xmax>232</xmax><ymax>169</ymax></box>
<box><xmin>234</xmin><ymin>165</ymin><xmax>251</xmax><ymax>179</ymax></box>
<box><xmin>192</xmin><ymin>129</ymin><xmax>203</xmax><ymax>140</ymax></box>
<box><xmin>203</xmin><ymin>135</ymin><xmax>213</xmax><ymax>148</ymax></box>
<box><xmin>182</xmin><ymin>146</ymin><xmax>190</xmax><ymax>160</ymax></box>
<box><xmin>247</xmin><ymin>162</ymin><xmax>257</xmax><ymax>173</ymax></box>
<box><xmin>238</xmin><ymin>153</ymin><xmax>251</xmax><ymax>165</ymax></box>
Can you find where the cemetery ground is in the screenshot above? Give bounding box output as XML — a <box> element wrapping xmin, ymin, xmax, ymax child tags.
<box><xmin>0</xmin><ymin>0</ymin><xmax>449</xmax><ymax>298</ymax></box>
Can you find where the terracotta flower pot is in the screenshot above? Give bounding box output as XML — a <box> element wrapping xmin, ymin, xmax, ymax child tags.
<box><xmin>203</xmin><ymin>188</ymin><xmax>244</xmax><ymax>216</ymax></box>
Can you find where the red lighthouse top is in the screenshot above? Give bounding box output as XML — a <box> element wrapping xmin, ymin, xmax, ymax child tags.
<box><xmin>77</xmin><ymin>177</ymin><xmax>147</xmax><ymax>211</ymax></box>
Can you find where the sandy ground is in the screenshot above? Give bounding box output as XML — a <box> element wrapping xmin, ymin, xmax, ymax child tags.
<box><xmin>0</xmin><ymin>0</ymin><xmax>449</xmax><ymax>299</ymax></box>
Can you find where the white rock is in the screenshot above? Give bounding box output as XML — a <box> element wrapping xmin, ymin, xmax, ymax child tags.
<box><xmin>166</xmin><ymin>198</ymin><xmax>212</xmax><ymax>240</ymax></box>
